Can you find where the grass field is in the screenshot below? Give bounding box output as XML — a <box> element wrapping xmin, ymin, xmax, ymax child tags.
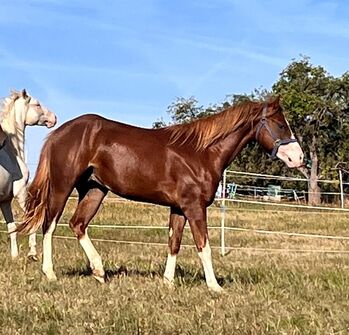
<box><xmin>0</xmin><ymin>199</ymin><xmax>349</xmax><ymax>334</ymax></box>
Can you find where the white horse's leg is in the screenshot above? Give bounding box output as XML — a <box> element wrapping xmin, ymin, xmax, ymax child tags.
<box><xmin>0</xmin><ymin>201</ymin><xmax>18</xmax><ymax>258</ymax></box>
<box><xmin>42</xmin><ymin>219</ymin><xmax>57</xmax><ymax>281</ymax></box>
<box><xmin>14</xmin><ymin>177</ymin><xmax>37</xmax><ymax>259</ymax></box>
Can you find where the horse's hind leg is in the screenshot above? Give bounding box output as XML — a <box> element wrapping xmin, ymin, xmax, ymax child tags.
<box><xmin>1</xmin><ymin>201</ymin><xmax>18</xmax><ymax>258</ymax></box>
<box><xmin>69</xmin><ymin>181</ymin><xmax>107</xmax><ymax>283</ymax></box>
<box><xmin>42</xmin><ymin>190</ymin><xmax>72</xmax><ymax>281</ymax></box>
<box><xmin>15</xmin><ymin>184</ymin><xmax>37</xmax><ymax>260</ymax></box>
<box><xmin>163</xmin><ymin>208</ymin><xmax>186</xmax><ymax>285</ymax></box>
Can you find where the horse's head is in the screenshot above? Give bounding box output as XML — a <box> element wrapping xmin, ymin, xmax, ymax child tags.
<box><xmin>254</xmin><ymin>97</ymin><xmax>304</xmax><ymax>168</ymax></box>
<box><xmin>16</xmin><ymin>89</ymin><xmax>57</xmax><ymax>128</ymax></box>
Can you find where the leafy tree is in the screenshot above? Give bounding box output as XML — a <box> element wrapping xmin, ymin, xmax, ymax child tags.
<box><xmin>152</xmin><ymin>96</ymin><xmax>209</xmax><ymax>128</ymax></box>
<box><xmin>273</xmin><ymin>57</ymin><xmax>349</xmax><ymax>205</ymax></box>
<box><xmin>153</xmin><ymin>58</ymin><xmax>349</xmax><ymax>205</ymax></box>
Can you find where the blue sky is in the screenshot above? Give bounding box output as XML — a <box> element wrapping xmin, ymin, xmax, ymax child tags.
<box><xmin>0</xmin><ymin>0</ymin><xmax>348</xmax><ymax>176</ymax></box>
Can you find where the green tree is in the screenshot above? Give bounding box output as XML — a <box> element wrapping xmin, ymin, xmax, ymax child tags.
<box><xmin>153</xmin><ymin>58</ymin><xmax>349</xmax><ymax>206</ymax></box>
<box><xmin>152</xmin><ymin>96</ymin><xmax>209</xmax><ymax>128</ymax></box>
<box><xmin>273</xmin><ymin>57</ymin><xmax>349</xmax><ymax>205</ymax></box>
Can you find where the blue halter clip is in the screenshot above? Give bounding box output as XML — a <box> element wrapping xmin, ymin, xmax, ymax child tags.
<box><xmin>255</xmin><ymin>105</ymin><xmax>298</xmax><ymax>159</ymax></box>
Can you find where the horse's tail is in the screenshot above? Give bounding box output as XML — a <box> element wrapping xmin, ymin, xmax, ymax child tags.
<box><xmin>16</xmin><ymin>141</ymin><xmax>51</xmax><ymax>235</ymax></box>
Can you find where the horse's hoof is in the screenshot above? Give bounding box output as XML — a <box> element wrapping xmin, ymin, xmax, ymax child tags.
<box><xmin>11</xmin><ymin>254</ymin><xmax>19</xmax><ymax>260</ymax></box>
<box><xmin>92</xmin><ymin>269</ymin><xmax>105</xmax><ymax>284</ymax></box>
<box><xmin>43</xmin><ymin>270</ymin><xmax>57</xmax><ymax>282</ymax></box>
<box><xmin>208</xmin><ymin>284</ymin><xmax>224</xmax><ymax>293</ymax></box>
<box><xmin>47</xmin><ymin>274</ymin><xmax>57</xmax><ymax>282</ymax></box>
<box><xmin>27</xmin><ymin>255</ymin><xmax>39</xmax><ymax>262</ymax></box>
<box><xmin>93</xmin><ymin>274</ymin><xmax>105</xmax><ymax>284</ymax></box>
<box><xmin>163</xmin><ymin>277</ymin><xmax>175</xmax><ymax>289</ymax></box>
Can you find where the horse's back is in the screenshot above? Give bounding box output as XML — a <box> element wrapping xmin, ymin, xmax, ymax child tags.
<box><xmin>45</xmin><ymin>113</ymin><xmax>170</xmax><ymax>176</ymax></box>
<box><xmin>49</xmin><ymin>114</ymin><xmax>168</xmax><ymax>153</ymax></box>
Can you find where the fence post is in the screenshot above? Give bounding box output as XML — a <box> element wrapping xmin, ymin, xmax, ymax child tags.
<box><xmin>220</xmin><ymin>169</ymin><xmax>226</xmax><ymax>256</ymax></box>
<box><xmin>339</xmin><ymin>169</ymin><xmax>344</xmax><ymax>209</ymax></box>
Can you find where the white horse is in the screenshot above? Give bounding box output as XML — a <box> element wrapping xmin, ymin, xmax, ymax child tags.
<box><xmin>0</xmin><ymin>89</ymin><xmax>56</xmax><ymax>259</ymax></box>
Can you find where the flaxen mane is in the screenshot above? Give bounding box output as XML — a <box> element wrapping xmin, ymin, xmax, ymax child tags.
<box><xmin>0</xmin><ymin>91</ymin><xmax>23</xmax><ymax>121</ymax></box>
<box><xmin>166</xmin><ymin>101</ymin><xmax>266</xmax><ymax>151</ymax></box>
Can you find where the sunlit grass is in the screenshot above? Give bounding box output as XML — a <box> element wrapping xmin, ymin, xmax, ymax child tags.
<box><xmin>0</xmin><ymin>200</ymin><xmax>349</xmax><ymax>334</ymax></box>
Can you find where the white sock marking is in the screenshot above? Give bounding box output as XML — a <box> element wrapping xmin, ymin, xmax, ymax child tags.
<box><xmin>164</xmin><ymin>253</ymin><xmax>177</xmax><ymax>283</ymax></box>
<box><xmin>198</xmin><ymin>241</ymin><xmax>222</xmax><ymax>291</ymax></box>
<box><xmin>42</xmin><ymin>219</ymin><xmax>57</xmax><ymax>280</ymax></box>
<box><xmin>7</xmin><ymin>222</ymin><xmax>18</xmax><ymax>258</ymax></box>
<box><xmin>79</xmin><ymin>231</ymin><xmax>104</xmax><ymax>275</ymax></box>
<box><xmin>28</xmin><ymin>233</ymin><xmax>37</xmax><ymax>256</ymax></box>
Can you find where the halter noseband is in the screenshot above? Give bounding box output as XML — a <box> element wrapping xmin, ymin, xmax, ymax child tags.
<box><xmin>255</xmin><ymin>104</ymin><xmax>298</xmax><ymax>159</ymax></box>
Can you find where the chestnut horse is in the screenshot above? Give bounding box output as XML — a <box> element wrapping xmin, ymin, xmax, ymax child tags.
<box><xmin>17</xmin><ymin>97</ymin><xmax>303</xmax><ymax>292</ymax></box>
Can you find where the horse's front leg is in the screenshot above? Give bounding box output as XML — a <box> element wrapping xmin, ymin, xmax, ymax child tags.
<box><xmin>1</xmin><ymin>201</ymin><xmax>18</xmax><ymax>258</ymax></box>
<box><xmin>185</xmin><ymin>205</ymin><xmax>222</xmax><ymax>293</ymax></box>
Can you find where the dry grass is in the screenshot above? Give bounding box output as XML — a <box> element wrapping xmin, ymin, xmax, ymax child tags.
<box><xmin>1</xmin><ymin>200</ymin><xmax>349</xmax><ymax>334</ymax></box>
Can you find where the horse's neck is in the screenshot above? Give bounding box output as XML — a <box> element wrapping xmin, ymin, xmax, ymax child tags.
<box><xmin>1</xmin><ymin>113</ymin><xmax>26</xmax><ymax>162</ymax></box>
<box><xmin>209</xmin><ymin>125</ymin><xmax>254</xmax><ymax>174</ymax></box>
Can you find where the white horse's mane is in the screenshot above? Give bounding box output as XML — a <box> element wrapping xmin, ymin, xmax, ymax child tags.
<box><xmin>0</xmin><ymin>91</ymin><xmax>29</xmax><ymax>161</ymax></box>
<box><xmin>0</xmin><ymin>91</ymin><xmax>23</xmax><ymax>121</ymax></box>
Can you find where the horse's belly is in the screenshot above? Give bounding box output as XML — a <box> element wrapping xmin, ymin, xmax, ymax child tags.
<box><xmin>104</xmin><ymin>172</ymin><xmax>175</xmax><ymax>206</ymax></box>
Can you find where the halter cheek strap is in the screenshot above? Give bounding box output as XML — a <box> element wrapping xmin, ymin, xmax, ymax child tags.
<box><xmin>255</xmin><ymin>105</ymin><xmax>298</xmax><ymax>159</ymax></box>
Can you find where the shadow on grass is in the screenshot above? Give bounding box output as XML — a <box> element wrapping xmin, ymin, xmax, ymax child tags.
<box><xmin>61</xmin><ymin>263</ymin><xmax>263</xmax><ymax>287</ymax></box>
<box><xmin>62</xmin><ymin>265</ymin><xmax>162</xmax><ymax>282</ymax></box>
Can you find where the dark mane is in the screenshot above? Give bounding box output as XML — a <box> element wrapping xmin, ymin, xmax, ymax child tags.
<box><xmin>165</xmin><ymin>100</ymin><xmax>266</xmax><ymax>151</ymax></box>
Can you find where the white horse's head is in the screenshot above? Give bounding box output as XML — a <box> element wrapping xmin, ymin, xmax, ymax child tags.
<box><xmin>11</xmin><ymin>89</ymin><xmax>57</xmax><ymax>128</ymax></box>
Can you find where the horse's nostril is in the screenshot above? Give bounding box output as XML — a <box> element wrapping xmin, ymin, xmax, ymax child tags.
<box><xmin>288</xmin><ymin>157</ymin><xmax>292</xmax><ymax>162</ymax></box>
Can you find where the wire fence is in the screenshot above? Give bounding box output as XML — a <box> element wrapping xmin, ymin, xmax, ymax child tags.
<box><xmin>216</xmin><ymin>169</ymin><xmax>349</xmax><ymax>209</ymax></box>
<box><xmin>1</xmin><ymin>169</ymin><xmax>349</xmax><ymax>256</ymax></box>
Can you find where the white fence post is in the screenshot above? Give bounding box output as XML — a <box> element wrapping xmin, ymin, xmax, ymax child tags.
<box><xmin>220</xmin><ymin>169</ymin><xmax>227</xmax><ymax>256</ymax></box>
<box><xmin>339</xmin><ymin>169</ymin><xmax>344</xmax><ymax>209</ymax></box>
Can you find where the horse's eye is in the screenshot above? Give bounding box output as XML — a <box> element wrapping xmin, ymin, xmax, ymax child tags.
<box><xmin>278</xmin><ymin>124</ymin><xmax>285</xmax><ymax>130</ymax></box>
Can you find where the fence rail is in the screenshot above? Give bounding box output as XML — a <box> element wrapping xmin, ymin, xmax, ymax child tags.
<box><xmin>1</xmin><ymin>169</ymin><xmax>348</xmax><ymax>256</ymax></box>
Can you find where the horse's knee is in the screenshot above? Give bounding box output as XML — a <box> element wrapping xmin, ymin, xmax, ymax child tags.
<box><xmin>169</xmin><ymin>240</ymin><xmax>181</xmax><ymax>255</ymax></box>
<box><xmin>69</xmin><ymin>220</ymin><xmax>85</xmax><ymax>239</ymax></box>
<box><xmin>192</xmin><ymin>231</ymin><xmax>208</xmax><ymax>252</ymax></box>
<box><xmin>169</xmin><ymin>232</ymin><xmax>183</xmax><ymax>254</ymax></box>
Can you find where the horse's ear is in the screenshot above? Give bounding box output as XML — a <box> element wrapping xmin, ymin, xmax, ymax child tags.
<box><xmin>21</xmin><ymin>89</ymin><xmax>28</xmax><ymax>98</ymax></box>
